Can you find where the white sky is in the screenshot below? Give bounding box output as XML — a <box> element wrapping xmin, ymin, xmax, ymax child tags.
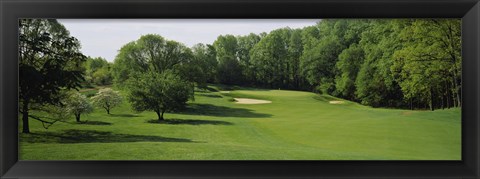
<box><xmin>58</xmin><ymin>19</ymin><xmax>320</xmax><ymax>62</ymax></box>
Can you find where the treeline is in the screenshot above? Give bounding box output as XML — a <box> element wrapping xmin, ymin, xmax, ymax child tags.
<box><xmin>112</xmin><ymin>19</ymin><xmax>461</xmax><ymax>111</ymax></box>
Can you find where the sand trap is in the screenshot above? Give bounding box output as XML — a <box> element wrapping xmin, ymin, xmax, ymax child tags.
<box><xmin>220</xmin><ymin>91</ymin><xmax>231</xmax><ymax>94</ymax></box>
<box><xmin>329</xmin><ymin>100</ymin><xmax>345</xmax><ymax>104</ymax></box>
<box><xmin>234</xmin><ymin>98</ymin><xmax>272</xmax><ymax>104</ymax></box>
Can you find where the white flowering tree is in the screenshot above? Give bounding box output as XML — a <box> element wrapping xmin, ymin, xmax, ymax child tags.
<box><xmin>91</xmin><ymin>88</ymin><xmax>123</xmax><ymax>114</ymax></box>
<box><xmin>65</xmin><ymin>92</ymin><xmax>94</xmax><ymax>122</ymax></box>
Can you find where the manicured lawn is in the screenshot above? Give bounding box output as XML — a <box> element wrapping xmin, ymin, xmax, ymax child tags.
<box><xmin>19</xmin><ymin>85</ymin><xmax>461</xmax><ymax>160</ymax></box>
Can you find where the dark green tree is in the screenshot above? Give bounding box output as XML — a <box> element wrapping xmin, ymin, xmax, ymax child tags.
<box><xmin>19</xmin><ymin>19</ymin><xmax>86</xmax><ymax>133</ymax></box>
<box><xmin>112</xmin><ymin>34</ymin><xmax>194</xmax><ymax>86</ymax></box>
<box><xmin>213</xmin><ymin>35</ymin><xmax>243</xmax><ymax>85</ymax></box>
<box><xmin>126</xmin><ymin>71</ymin><xmax>194</xmax><ymax>121</ymax></box>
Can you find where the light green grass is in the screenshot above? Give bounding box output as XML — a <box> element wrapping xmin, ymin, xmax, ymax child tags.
<box><xmin>19</xmin><ymin>86</ymin><xmax>461</xmax><ymax>160</ymax></box>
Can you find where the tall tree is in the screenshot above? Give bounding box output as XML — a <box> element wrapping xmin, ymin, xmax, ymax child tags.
<box><xmin>288</xmin><ymin>29</ymin><xmax>305</xmax><ymax>89</ymax></box>
<box><xmin>392</xmin><ymin>19</ymin><xmax>461</xmax><ymax>110</ymax></box>
<box><xmin>250</xmin><ymin>28</ymin><xmax>293</xmax><ymax>88</ymax></box>
<box><xmin>335</xmin><ymin>44</ymin><xmax>365</xmax><ymax>99</ymax></box>
<box><xmin>84</xmin><ymin>57</ymin><xmax>112</xmax><ymax>86</ymax></box>
<box><xmin>189</xmin><ymin>43</ymin><xmax>218</xmax><ymax>87</ymax></box>
<box><xmin>236</xmin><ymin>33</ymin><xmax>261</xmax><ymax>85</ymax></box>
<box><xmin>112</xmin><ymin>34</ymin><xmax>194</xmax><ymax>86</ymax></box>
<box><xmin>19</xmin><ymin>19</ymin><xmax>86</xmax><ymax>133</ymax></box>
<box><xmin>213</xmin><ymin>35</ymin><xmax>243</xmax><ymax>85</ymax></box>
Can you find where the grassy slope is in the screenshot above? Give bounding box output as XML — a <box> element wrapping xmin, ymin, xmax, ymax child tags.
<box><xmin>19</xmin><ymin>86</ymin><xmax>461</xmax><ymax>160</ymax></box>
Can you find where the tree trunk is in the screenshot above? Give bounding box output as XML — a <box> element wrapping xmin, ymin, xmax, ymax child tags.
<box><xmin>107</xmin><ymin>109</ymin><xmax>110</xmax><ymax>114</ymax></box>
<box><xmin>430</xmin><ymin>87</ymin><xmax>434</xmax><ymax>111</ymax></box>
<box><xmin>156</xmin><ymin>110</ymin><xmax>164</xmax><ymax>121</ymax></box>
<box><xmin>451</xmin><ymin>73</ymin><xmax>461</xmax><ymax>107</ymax></box>
<box><xmin>410</xmin><ymin>98</ymin><xmax>413</xmax><ymax>110</ymax></box>
<box><xmin>75</xmin><ymin>114</ymin><xmax>81</xmax><ymax>122</ymax></box>
<box><xmin>22</xmin><ymin>101</ymin><xmax>30</xmax><ymax>133</ymax></box>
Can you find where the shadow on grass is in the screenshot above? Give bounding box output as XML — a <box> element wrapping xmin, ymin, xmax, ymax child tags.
<box><xmin>178</xmin><ymin>103</ymin><xmax>272</xmax><ymax>118</ymax></box>
<box><xmin>109</xmin><ymin>113</ymin><xmax>141</xmax><ymax>118</ymax></box>
<box><xmin>76</xmin><ymin>121</ymin><xmax>112</xmax><ymax>126</ymax></box>
<box><xmin>21</xmin><ymin>129</ymin><xmax>195</xmax><ymax>144</ymax></box>
<box><xmin>195</xmin><ymin>86</ymin><xmax>219</xmax><ymax>93</ymax></box>
<box><xmin>196</xmin><ymin>93</ymin><xmax>223</xmax><ymax>98</ymax></box>
<box><xmin>146</xmin><ymin>118</ymin><xmax>232</xmax><ymax>125</ymax></box>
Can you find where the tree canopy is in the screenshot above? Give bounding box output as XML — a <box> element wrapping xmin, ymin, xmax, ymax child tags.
<box><xmin>126</xmin><ymin>71</ymin><xmax>194</xmax><ymax>121</ymax></box>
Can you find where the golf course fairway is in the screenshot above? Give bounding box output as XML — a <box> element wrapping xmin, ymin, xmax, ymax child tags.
<box><xmin>19</xmin><ymin>86</ymin><xmax>461</xmax><ymax>160</ymax></box>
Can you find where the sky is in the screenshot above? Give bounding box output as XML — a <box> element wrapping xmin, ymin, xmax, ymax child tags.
<box><xmin>58</xmin><ymin>19</ymin><xmax>320</xmax><ymax>62</ymax></box>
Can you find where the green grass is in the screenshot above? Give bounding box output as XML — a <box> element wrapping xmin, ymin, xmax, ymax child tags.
<box><xmin>19</xmin><ymin>85</ymin><xmax>461</xmax><ymax>160</ymax></box>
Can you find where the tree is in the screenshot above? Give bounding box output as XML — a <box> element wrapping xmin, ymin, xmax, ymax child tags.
<box><xmin>300</xmin><ymin>36</ymin><xmax>342</xmax><ymax>94</ymax></box>
<box><xmin>213</xmin><ymin>35</ymin><xmax>243</xmax><ymax>85</ymax></box>
<box><xmin>91</xmin><ymin>88</ymin><xmax>123</xmax><ymax>114</ymax></box>
<box><xmin>392</xmin><ymin>19</ymin><xmax>461</xmax><ymax>110</ymax></box>
<box><xmin>236</xmin><ymin>33</ymin><xmax>261</xmax><ymax>85</ymax></box>
<box><xmin>335</xmin><ymin>44</ymin><xmax>364</xmax><ymax>99</ymax></box>
<box><xmin>64</xmin><ymin>92</ymin><xmax>93</xmax><ymax>122</ymax></box>
<box><xmin>189</xmin><ymin>43</ymin><xmax>218</xmax><ymax>87</ymax></box>
<box><xmin>112</xmin><ymin>34</ymin><xmax>194</xmax><ymax>86</ymax></box>
<box><xmin>250</xmin><ymin>28</ymin><xmax>291</xmax><ymax>88</ymax></box>
<box><xmin>84</xmin><ymin>57</ymin><xmax>112</xmax><ymax>86</ymax></box>
<box><xmin>19</xmin><ymin>19</ymin><xmax>86</xmax><ymax>133</ymax></box>
<box><xmin>126</xmin><ymin>71</ymin><xmax>194</xmax><ymax>121</ymax></box>
<box><xmin>288</xmin><ymin>29</ymin><xmax>305</xmax><ymax>89</ymax></box>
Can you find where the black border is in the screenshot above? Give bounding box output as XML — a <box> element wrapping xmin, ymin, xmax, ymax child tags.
<box><xmin>1</xmin><ymin>0</ymin><xmax>479</xmax><ymax>178</ymax></box>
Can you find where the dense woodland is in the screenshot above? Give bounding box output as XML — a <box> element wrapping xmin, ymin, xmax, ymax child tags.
<box><xmin>19</xmin><ymin>19</ymin><xmax>461</xmax><ymax>133</ymax></box>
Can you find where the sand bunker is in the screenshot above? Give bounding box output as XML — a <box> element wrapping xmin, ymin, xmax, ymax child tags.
<box><xmin>220</xmin><ymin>91</ymin><xmax>231</xmax><ymax>94</ymax></box>
<box><xmin>329</xmin><ymin>100</ymin><xmax>345</xmax><ymax>104</ymax></box>
<box><xmin>234</xmin><ymin>98</ymin><xmax>272</xmax><ymax>104</ymax></box>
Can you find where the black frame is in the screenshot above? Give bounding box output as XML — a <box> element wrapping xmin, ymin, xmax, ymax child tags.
<box><xmin>1</xmin><ymin>0</ymin><xmax>479</xmax><ymax>178</ymax></box>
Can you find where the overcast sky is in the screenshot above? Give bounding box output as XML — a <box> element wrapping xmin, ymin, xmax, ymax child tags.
<box><xmin>58</xmin><ymin>19</ymin><xmax>320</xmax><ymax>62</ymax></box>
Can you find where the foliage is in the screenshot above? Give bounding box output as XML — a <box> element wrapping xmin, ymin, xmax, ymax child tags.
<box><xmin>126</xmin><ymin>70</ymin><xmax>194</xmax><ymax>120</ymax></box>
<box><xmin>84</xmin><ymin>57</ymin><xmax>113</xmax><ymax>86</ymax></box>
<box><xmin>107</xmin><ymin>19</ymin><xmax>461</xmax><ymax>111</ymax></box>
<box><xmin>64</xmin><ymin>91</ymin><xmax>94</xmax><ymax>122</ymax></box>
<box><xmin>19</xmin><ymin>19</ymin><xmax>86</xmax><ymax>133</ymax></box>
<box><xmin>91</xmin><ymin>88</ymin><xmax>123</xmax><ymax>114</ymax></box>
<box><xmin>213</xmin><ymin>35</ymin><xmax>243</xmax><ymax>85</ymax></box>
<box><xmin>112</xmin><ymin>34</ymin><xmax>194</xmax><ymax>87</ymax></box>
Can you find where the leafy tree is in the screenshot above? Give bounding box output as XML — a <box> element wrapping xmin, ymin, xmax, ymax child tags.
<box><xmin>91</xmin><ymin>88</ymin><xmax>123</xmax><ymax>114</ymax></box>
<box><xmin>189</xmin><ymin>44</ymin><xmax>218</xmax><ymax>87</ymax></box>
<box><xmin>236</xmin><ymin>33</ymin><xmax>261</xmax><ymax>84</ymax></box>
<box><xmin>335</xmin><ymin>44</ymin><xmax>364</xmax><ymax>99</ymax></box>
<box><xmin>300</xmin><ymin>36</ymin><xmax>342</xmax><ymax>93</ymax></box>
<box><xmin>112</xmin><ymin>34</ymin><xmax>193</xmax><ymax>86</ymax></box>
<box><xmin>213</xmin><ymin>35</ymin><xmax>243</xmax><ymax>85</ymax></box>
<box><xmin>126</xmin><ymin>71</ymin><xmax>194</xmax><ymax>121</ymax></box>
<box><xmin>353</xmin><ymin>20</ymin><xmax>405</xmax><ymax>107</ymax></box>
<box><xmin>84</xmin><ymin>57</ymin><xmax>112</xmax><ymax>86</ymax></box>
<box><xmin>19</xmin><ymin>19</ymin><xmax>86</xmax><ymax>133</ymax></box>
<box><xmin>288</xmin><ymin>29</ymin><xmax>305</xmax><ymax>89</ymax></box>
<box><xmin>392</xmin><ymin>19</ymin><xmax>461</xmax><ymax>110</ymax></box>
<box><xmin>64</xmin><ymin>92</ymin><xmax>94</xmax><ymax>122</ymax></box>
<box><xmin>90</xmin><ymin>67</ymin><xmax>112</xmax><ymax>86</ymax></box>
<box><xmin>250</xmin><ymin>28</ymin><xmax>292</xmax><ymax>88</ymax></box>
